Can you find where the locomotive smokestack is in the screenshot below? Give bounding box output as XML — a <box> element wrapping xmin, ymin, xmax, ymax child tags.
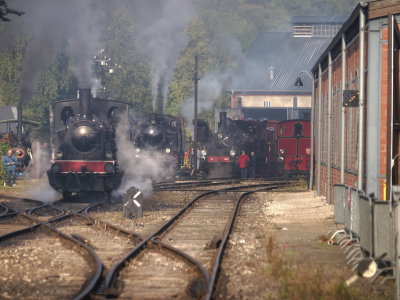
<box><xmin>78</xmin><ymin>88</ymin><xmax>92</xmax><ymax>117</ymax></box>
<box><xmin>17</xmin><ymin>101</ymin><xmax>23</xmax><ymax>146</ymax></box>
<box><xmin>219</xmin><ymin>111</ymin><xmax>227</xmax><ymax>135</ymax></box>
<box><xmin>155</xmin><ymin>80</ymin><xmax>164</xmax><ymax>114</ymax></box>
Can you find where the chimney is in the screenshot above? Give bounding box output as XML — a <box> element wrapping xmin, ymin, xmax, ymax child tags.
<box><xmin>219</xmin><ymin>111</ymin><xmax>227</xmax><ymax>135</ymax></box>
<box><xmin>78</xmin><ymin>88</ymin><xmax>92</xmax><ymax>117</ymax></box>
<box><xmin>268</xmin><ymin>66</ymin><xmax>275</xmax><ymax>81</ymax></box>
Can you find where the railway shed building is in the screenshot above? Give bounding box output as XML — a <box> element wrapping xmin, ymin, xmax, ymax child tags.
<box><xmin>228</xmin><ymin>16</ymin><xmax>346</xmax><ymax>121</ymax></box>
<box><xmin>312</xmin><ymin>0</ymin><xmax>400</xmax><ymax>202</ymax></box>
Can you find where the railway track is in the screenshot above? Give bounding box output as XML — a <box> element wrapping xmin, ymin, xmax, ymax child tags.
<box><xmin>0</xmin><ymin>221</ymin><xmax>101</xmax><ymax>299</ymax></box>
<box><xmin>0</xmin><ymin>195</ymin><xmax>98</xmax><ymax>238</ymax></box>
<box><xmin>103</xmin><ymin>181</ymin><xmax>286</xmax><ymax>299</ymax></box>
<box><xmin>0</xmin><ymin>180</ymin><xmax>287</xmax><ymax>299</ymax></box>
<box><xmin>153</xmin><ymin>179</ymin><xmax>241</xmax><ymax>191</ymax></box>
<box><xmin>0</xmin><ymin>195</ymin><xmax>46</xmax><ymax>213</ymax></box>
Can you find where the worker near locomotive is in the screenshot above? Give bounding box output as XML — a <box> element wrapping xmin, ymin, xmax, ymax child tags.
<box><xmin>3</xmin><ymin>148</ymin><xmax>16</xmax><ymax>187</ymax></box>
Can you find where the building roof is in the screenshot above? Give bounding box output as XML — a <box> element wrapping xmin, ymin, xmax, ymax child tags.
<box><xmin>0</xmin><ymin>106</ymin><xmax>17</xmax><ymax>134</ymax></box>
<box><xmin>290</xmin><ymin>16</ymin><xmax>348</xmax><ymax>25</ymax></box>
<box><xmin>231</xmin><ymin>32</ymin><xmax>331</xmax><ymax>93</ymax></box>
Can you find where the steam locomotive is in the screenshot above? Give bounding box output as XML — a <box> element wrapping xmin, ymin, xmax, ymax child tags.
<box><xmin>132</xmin><ymin>113</ymin><xmax>185</xmax><ymax>171</ymax></box>
<box><xmin>199</xmin><ymin>112</ymin><xmax>311</xmax><ymax>179</ymax></box>
<box><xmin>199</xmin><ymin>112</ymin><xmax>267</xmax><ymax>177</ymax></box>
<box><xmin>47</xmin><ymin>88</ymin><xmax>128</xmax><ymax>197</ymax></box>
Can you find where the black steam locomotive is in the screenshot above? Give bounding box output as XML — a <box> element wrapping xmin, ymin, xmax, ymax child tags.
<box><xmin>132</xmin><ymin>113</ymin><xmax>185</xmax><ymax>170</ymax></box>
<box><xmin>47</xmin><ymin>88</ymin><xmax>129</xmax><ymax>197</ymax></box>
<box><xmin>199</xmin><ymin>112</ymin><xmax>267</xmax><ymax>177</ymax></box>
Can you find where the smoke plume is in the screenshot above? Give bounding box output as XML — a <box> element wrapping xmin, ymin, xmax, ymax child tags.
<box><xmin>14</xmin><ymin>0</ymin><xmax>104</xmax><ymax>104</ymax></box>
<box><xmin>131</xmin><ymin>0</ymin><xmax>196</xmax><ymax>111</ymax></box>
<box><xmin>113</xmin><ymin>113</ymin><xmax>176</xmax><ymax>197</ymax></box>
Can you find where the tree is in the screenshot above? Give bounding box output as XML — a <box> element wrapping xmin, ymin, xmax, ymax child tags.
<box><xmin>99</xmin><ymin>6</ymin><xmax>153</xmax><ymax>113</ymax></box>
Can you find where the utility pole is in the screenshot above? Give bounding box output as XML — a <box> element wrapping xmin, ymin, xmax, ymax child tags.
<box><xmin>192</xmin><ymin>55</ymin><xmax>199</xmax><ymax>172</ymax></box>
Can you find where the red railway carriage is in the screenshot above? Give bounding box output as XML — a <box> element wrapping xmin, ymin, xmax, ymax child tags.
<box><xmin>267</xmin><ymin>119</ymin><xmax>311</xmax><ymax>178</ymax></box>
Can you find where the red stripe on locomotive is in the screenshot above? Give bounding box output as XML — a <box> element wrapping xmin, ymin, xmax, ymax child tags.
<box><xmin>207</xmin><ymin>156</ymin><xmax>231</xmax><ymax>162</ymax></box>
<box><xmin>54</xmin><ymin>160</ymin><xmax>115</xmax><ymax>173</ymax></box>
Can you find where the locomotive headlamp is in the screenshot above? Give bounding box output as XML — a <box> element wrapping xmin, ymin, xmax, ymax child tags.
<box><xmin>277</xmin><ymin>156</ymin><xmax>284</xmax><ymax>163</ymax></box>
<box><xmin>135</xmin><ymin>148</ymin><xmax>140</xmax><ymax>153</ymax></box>
<box><xmin>165</xmin><ymin>148</ymin><xmax>171</xmax><ymax>154</ymax></box>
<box><xmin>201</xmin><ymin>149</ymin><xmax>207</xmax><ymax>157</ymax></box>
<box><xmin>79</xmin><ymin>127</ymin><xmax>88</xmax><ymax>135</ymax></box>
<box><xmin>56</xmin><ymin>152</ymin><xmax>63</xmax><ymax>159</ymax></box>
<box><xmin>230</xmin><ymin>150</ymin><xmax>236</xmax><ymax>157</ymax></box>
<box><xmin>105</xmin><ymin>151</ymin><xmax>113</xmax><ymax>159</ymax></box>
<box><xmin>279</xmin><ymin>148</ymin><xmax>285</xmax><ymax>155</ymax></box>
<box><xmin>217</xmin><ymin>133</ymin><xmax>223</xmax><ymax>139</ymax></box>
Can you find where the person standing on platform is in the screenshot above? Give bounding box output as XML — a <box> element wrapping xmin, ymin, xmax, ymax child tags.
<box><xmin>237</xmin><ymin>150</ymin><xmax>250</xmax><ymax>179</ymax></box>
<box><xmin>248</xmin><ymin>151</ymin><xmax>256</xmax><ymax>179</ymax></box>
<box><xmin>3</xmin><ymin>149</ymin><xmax>17</xmax><ymax>187</ymax></box>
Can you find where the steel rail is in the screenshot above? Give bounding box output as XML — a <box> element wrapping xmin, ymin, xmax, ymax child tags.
<box><xmin>0</xmin><ymin>202</ymin><xmax>11</xmax><ymax>216</ymax></box>
<box><xmin>0</xmin><ymin>218</ymin><xmax>103</xmax><ymax>300</ymax></box>
<box><xmin>153</xmin><ymin>180</ymin><xmax>240</xmax><ymax>190</ymax></box>
<box><xmin>104</xmin><ymin>189</ymin><xmax>218</xmax><ymax>291</ymax></box>
<box><xmin>104</xmin><ymin>182</ymin><xmax>286</xmax><ymax>296</ymax></box>
<box><xmin>48</xmin><ymin>211</ymin><xmax>142</xmax><ymax>242</ymax></box>
<box><xmin>26</xmin><ymin>203</ymin><xmax>66</xmax><ymax>218</ymax></box>
<box><xmin>205</xmin><ymin>184</ymin><xmax>284</xmax><ymax>299</ymax></box>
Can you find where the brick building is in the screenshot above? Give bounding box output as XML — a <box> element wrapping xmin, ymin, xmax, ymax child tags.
<box><xmin>311</xmin><ymin>0</ymin><xmax>400</xmax><ymax>202</ymax></box>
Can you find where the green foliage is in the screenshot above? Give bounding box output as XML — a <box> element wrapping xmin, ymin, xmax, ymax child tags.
<box><xmin>100</xmin><ymin>6</ymin><xmax>153</xmax><ymax>113</ymax></box>
<box><xmin>0</xmin><ymin>34</ymin><xmax>26</xmax><ymax>105</ymax></box>
<box><xmin>24</xmin><ymin>52</ymin><xmax>77</xmax><ymax>140</ymax></box>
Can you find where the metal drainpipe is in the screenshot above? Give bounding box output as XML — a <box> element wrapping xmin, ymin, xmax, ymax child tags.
<box><xmin>358</xmin><ymin>9</ymin><xmax>366</xmax><ymax>190</ymax></box>
<box><xmin>341</xmin><ymin>34</ymin><xmax>347</xmax><ymax>184</ymax></box>
<box><xmin>317</xmin><ymin>64</ymin><xmax>322</xmax><ymax>195</ymax></box>
<box><xmin>310</xmin><ymin>76</ymin><xmax>315</xmax><ymax>190</ymax></box>
<box><xmin>327</xmin><ymin>52</ymin><xmax>332</xmax><ymax>204</ymax></box>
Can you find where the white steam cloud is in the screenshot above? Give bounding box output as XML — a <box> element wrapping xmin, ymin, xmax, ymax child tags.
<box><xmin>182</xmin><ymin>36</ymin><xmax>247</xmax><ymax>129</ymax></box>
<box><xmin>22</xmin><ymin>141</ymin><xmax>60</xmax><ymax>202</ymax></box>
<box><xmin>133</xmin><ymin>0</ymin><xmax>197</xmax><ymax>110</ymax></box>
<box><xmin>113</xmin><ymin>113</ymin><xmax>176</xmax><ymax>197</ymax></box>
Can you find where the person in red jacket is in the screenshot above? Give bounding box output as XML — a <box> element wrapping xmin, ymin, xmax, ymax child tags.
<box><xmin>237</xmin><ymin>150</ymin><xmax>250</xmax><ymax>179</ymax></box>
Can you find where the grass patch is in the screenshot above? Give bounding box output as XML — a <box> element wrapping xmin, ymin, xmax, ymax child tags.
<box><xmin>263</xmin><ymin>235</ymin><xmax>392</xmax><ymax>300</ymax></box>
<box><xmin>255</xmin><ymin>234</ymin><xmax>266</xmax><ymax>240</ymax></box>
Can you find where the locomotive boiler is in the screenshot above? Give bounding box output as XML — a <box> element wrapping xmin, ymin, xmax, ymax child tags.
<box><xmin>200</xmin><ymin>112</ymin><xmax>267</xmax><ymax>177</ymax></box>
<box><xmin>132</xmin><ymin>113</ymin><xmax>185</xmax><ymax>170</ymax></box>
<box><xmin>47</xmin><ymin>88</ymin><xmax>129</xmax><ymax>197</ymax></box>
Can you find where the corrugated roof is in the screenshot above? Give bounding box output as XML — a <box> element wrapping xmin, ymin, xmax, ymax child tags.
<box><xmin>232</xmin><ymin>32</ymin><xmax>331</xmax><ymax>92</ymax></box>
<box><xmin>290</xmin><ymin>16</ymin><xmax>348</xmax><ymax>24</ymax></box>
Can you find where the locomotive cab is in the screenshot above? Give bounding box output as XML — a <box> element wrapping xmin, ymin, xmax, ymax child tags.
<box><xmin>276</xmin><ymin>120</ymin><xmax>311</xmax><ymax>179</ymax></box>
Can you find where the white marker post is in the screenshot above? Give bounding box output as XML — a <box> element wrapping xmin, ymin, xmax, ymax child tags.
<box><xmin>123</xmin><ymin>187</ymin><xmax>143</xmax><ymax>219</ymax></box>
